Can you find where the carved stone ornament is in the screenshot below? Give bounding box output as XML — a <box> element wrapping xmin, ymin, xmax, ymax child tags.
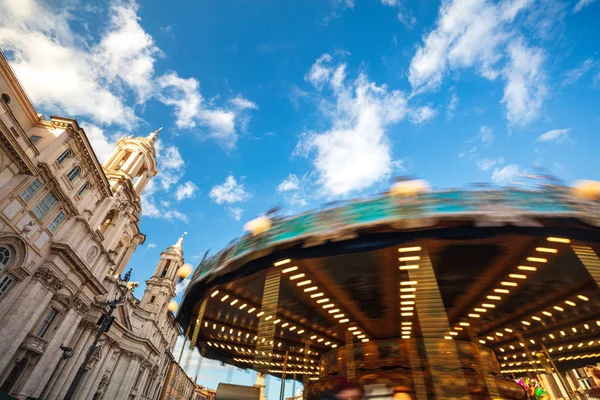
<box><xmin>104</xmin><ymin>337</ymin><xmax>119</xmax><ymax>348</ymax></box>
<box><xmin>33</xmin><ymin>267</ymin><xmax>64</xmax><ymax>292</ymax></box>
<box><xmin>79</xmin><ymin>319</ymin><xmax>97</xmax><ymax>331</ymax></box>
<box><xmin>86</xmin><ymin>246</ymin><xmax>99</xmax><ymax>263</ymax></box>
<box><xmin>70</xmin><ymin>296</ymin><xmax>91</xmax><ymax>315</ymax></box>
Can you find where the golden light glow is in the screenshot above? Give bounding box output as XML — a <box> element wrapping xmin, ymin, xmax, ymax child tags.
<box><xmin>487</xmin><ymin>295</ymin><xmax>502</xmax><ymax>300</ymax></box>
<box><xmin>531</xmin><ymin>316</ymin><xmax>541</xmax><ymax>321</ymax></box>
<box><xmin>399</xmin><ymin>265</ymin><xmax>420</xmax><ymax>270</ymax></box>
<box><xmin>505</xmin><ymin>328</ymin><xmax>513</xmax><ymax>333</ymax></box>
<box><xmin>479</xmin><ymin>340</ymin><xmax>486</xmax><ymax>344</ymax></box>
<box><xmin>298</xmin><ymin>329</ymin><xmax>305</xmax><ymax>334</ymax></box>
<box><xmin>348</xmin><ymin>327</ymin><xmax>358</xmax><ymax>331</ymax></box>
<box><xmin>474</xmin><ymin>308</ymin><xmax>487</xmax><ymax>312</ymax></box>
<box><xmin>449</xmin><ymin>331</ymin><xmax>458</xmax><ymax>336</ymax></box>
<box><xmin>211</xmin><ymin>290</ymin><xmax>220</xmax><ymax>297</ymax></box>
<box><xmin>496</xmin><ymin>332</ymin><xmax>503</xmax><ymax>337</ymax></box>
<box><xmin>265</xmin><ymin>315</ymin><xmax>273</xmax><ymax>321</ymax></box>
<box><xmin>328</xmin><ymin>309</ymin><xmax>340</xmax><ymax>314</ymax></box>
<box><xmin>549</xmin><ymin>334</ymin><xmax>555</xmax><ymax>339</ymax></box>
<box><xmin>468</xmin><ymin>313</ymin><xmax>480</xmax><ymax>318</ymax></box>
<box><xmin>316</xmin><ymin>298</ymin><xmax>329</xmax><ymax>303</ymax></box>
<box><xmin>509</xmin><ymin>274</ymin><xmax>527</xmax><ymax>280</ymax></box>
<box><xmin>248</xmin><ymin>307</ymin><xmax>256</xmax><ymax>313</ymax></box>
<box><xmin>257</xmin><ymin>311</ymin><xmax>265</xmax><ymax>317</ymax></box>
<box><xmin>401</xmin><ymin>321</ymin><xmax>412</xmax><ymax>325</ymax></box>
<box><xmin>577</xmin><ymin>295</ymin><xmax>589</xmax><ymax>301</ymax></box>
<box><xmin>518</xmin><ymin>265</ymin><xmax>537</xmax><ymax>271</ymax></box>
<box><xmin>565</xmin><ymin>300</ymin><xmax>576</xmax><ymax>307</ymax></box>
<box><xmin>275</xmin><ymin>259</ymin><xmax>292</xmax><ymax>266</ymax></box>
<box><xmin>536</xmin><ymin>247</ymin><xmax>557</xmax><ymax>253</ymax></box>
<box><xmin>231</xmin><ymin>299</ymin><xmax>238</xmax><ymax>305</ymax></box>
<box><xmin>167</xmin><ymin>300</ymin><xmax>178</xmax><ymax>313</ymax></box>
<box><xmin>290</xmin><ymin>273</ymin><xmax>305</xmax><ymax>280</ymax></box>
<box><xmin>402</xmin><ymin>335</ymin><xmax>410</xmax><ymax>339</ymax></box>
<box><xmin>401</xmin><ymin>294</ymin><xmax>416</xmax><ymax>299</ymax></box>
<box><xmin>334</xmin><ymin>314</ymin><xmax>344</xmax><ymax>319</ymax></box>
<box><xmin>501</xmin><ymin>282</ymin><xmax>517</xmax><ymax>287</ymax></box>
<box><xmin>400</xmin><ymin>288</ymin><xmax>417</xmax><ymax>292</ymax></box>
<box><xmin>527</xmin><ymin>257</ymin><xmax>547</xmax><ymax>263</ymax></box>
<box><xmin>339</xmin><ymin>319</ymin><xmax>349</xmax><ymax>323</ymax></box>
<box><xmin>482</xmin><ymin>303</ymin><xmax>495</xmax><ymax>308</ymax></box>
<box><xmin>361</xmin><ymin>338</ymin><xmax>369</xmax><ymax>343</ymax></box>
<box><xmin>297</xmin><ymin>280</ymin><xmax>311</xmax><ymax>286</ymax></box>
<box><xmin>542</xmin><ymin>311</ymin><xmax>552</xmax><ymax>317</ymax></box>
<box><xmin>402</xmin><ymin>326</ymin><xmax>412</xmax><ymax>331</ymax></box>
<box><xmin>323</xmin><ymin>304</ymin><xmax>334</xmax><ymax>309</ymax></box>
<box><xmin>281</xmin><ymin>322</ymin><xmax>289</xmax><ymax>327</ymax></box>
<box><xmin>495</xmin><ymin>289</ymin><xmax>510</xmax><ymax>293</ymax></box>
<box><xmin>522</xmin><ymin>321</ymin><xmax>530</xmax><ymax>326</ymax></box>
<box><xmin>401</xmin><ymin>301</ymin><xmax>415</xmax><ymax>305</ymax></box>
<box><xmin>400</xmin><ymin>281</ymin><xmax>418</xmax><ymax>286</ymax></box>
<box><xmin>239</xmin><ymin>304</ymin><xmax>247</xmax><ymax>310</ymax></box>
<box><xmin>357</xmin><ymin>335</ymin><xmax>366</xmax><ymax>339</ymax></box>
<box><xmin>585</xmin><ymin>324</ymin><xmax>590</xmax><ymax>329</ymax></box>
<box><xmin>401</xmin><ymin>307</ymin><xmax>414</xmax><ymax>311</ymax></box>
<box><xmin>401</xmin><ymin>312</ymin><xmax>414</xmax><ymax>316</ymax></box>
<box><xmin>304</xmin><ymin>286</ymin><xmax>318</xmax><ymax>292</ymax></box>
<box><xmin>282</xmin><ymin>266</ymin><xmax>298</xmax><ymax>273</ymax></box>
<box><xmin>221</xmin><ymin>295</ymin><xmax>230</xmax><ymax>302</ymax></box>
<box><xmin>352</xmin><ymin>331</ymin><xmax>361</xmax><ymax>335</ymax></box>
<box><xmin>554</xmin><ymin>306</ymin><xmax>564</xmax><ymax>312</ymax></box>
<box><xmin>310</xmin><ymin>293</ymin><xmax>324</xmax><ymax>298</ymax></box>
<box><xmin>398</xmin><ymin>246</ymin><xmax>422</xmax><ymax>252</ymax></box>
<box><xmin>310</xmin><ymin>335</ymin><xmax>317</xmax><ymax>339</ymax></box>
<box><xmin>459</xmin><ymin>322</ymin><xmax>470</xmax><ymax>327</ymax></box>
<box><xmin>444</xmin><ymin>336</ymin><xmax>452</xmax><ymax>340</ymax></box>
<box><xmin>399</xmin><ymin>256</ymin><xmax>420</xmax><ymax>262</ymax></box>
<box><xmin>547</xmin><ymin>237</ymin><xmax>570</xmax><ymax>243</ymax></box>
<box><xmin>572</xmin><ymin>327</ymin><xmax>577</xmax><ymax>333</ymax></box>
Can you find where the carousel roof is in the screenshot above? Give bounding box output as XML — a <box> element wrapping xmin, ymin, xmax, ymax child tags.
<box><xmin>178</xmin><ymin>185</ymin><xmax>600</xmax><ymax>378</ymax></box>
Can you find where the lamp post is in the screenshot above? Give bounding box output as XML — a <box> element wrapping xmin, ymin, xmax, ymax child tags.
<box><xmin>63</xmin><ymin>274</ymin><xmax>130</xmax><ymax>400</ymax></box>
<box><xmin>39</xmin><ymin>345</ymin><xmax>73</xmax><ymax>399</ymax></box>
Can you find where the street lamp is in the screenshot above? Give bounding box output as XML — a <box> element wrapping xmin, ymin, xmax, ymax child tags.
<box><xmin>63</xmin><ymin>270</ymin><xmax>131</xmax><ymax>400</ymax></box>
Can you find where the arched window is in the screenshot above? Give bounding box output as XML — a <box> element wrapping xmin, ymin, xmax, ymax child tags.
<box><xmin>56</xmin><ymin>149</ymin><xmax>71</xmax><ymax>164</ymax></box>
<box><xmin>98</xmin><ymin>210</ymin><xmax>116</xmax><ymax>234</ymax></box>
<box><xmin>67</xmin><ymin>166</ymin><xmax>80</xmax><ymax>182</ymax></box>
<box><xmin>0</xmin><ymin>246</ymin><xmax>11</xmax><ymax>273</ymax></box>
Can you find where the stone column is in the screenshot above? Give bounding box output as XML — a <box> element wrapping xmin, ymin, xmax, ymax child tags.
<box><xmin>105</xmin><ymin>214</ymin><xmax>130</xmax><ymax>250</ymax></box>
<box><xmin>17</xmin><ymin>306</ymin><xmax>82</xmax><ymax>398</ymax></box>
<box><xmin>103</xmin><ymin>350</ymin><xmax>132</xmax><ymax>399</ymax></box>
<box><xmin>133</xmin><ymin>363</ymin><xmax>151</xmax><ymax>400</ymax></box>
<box><xmin>116</xmin><ymin>355</ymin><xmax>141</xmax><ymax>399</ymax></box>
<box><xmin>51</xmin><ymin>320</ymin><xmax>96</xmax><ymax>399</ymax></box>
<box><xmin>79</xmin><ymin>338</ymin><xmax>117</xmax><ymax>400</ymax></box>
<box><xmin>0</xmin><ymin>268</ymin><xmax>60</xmax><ymax>375</ymax></box>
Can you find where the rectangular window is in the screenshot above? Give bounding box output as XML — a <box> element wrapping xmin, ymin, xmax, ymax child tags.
<box><xmin>20</xmin><ymin>179</ymin><xmax>41</xmax><ymax>201</ymax></box>
<box><xmin>48</xmin><ymin>211</ymin><xmax>65</xmax><ymax>232</ymax></box>
<box><xmin>0</xmin><ymin>276</ymin><xmax>14</xmax><ymax>297</ymax></box>
<box><xmin>150</xmin><ymin>296</ymin><xmax>156</xmax><ymax>303</ymax></box>
<box><xmin>29</xmin><ymin>135</ymin><xmax>41</xmax><ymax>143</ymax></box>
<box><xmin>33</xmin><ymin>192</ymin><xmax>57</xmax><ymax>219</ymax></box>
<box><xmin>36</xmin><ymin>308</ymin><xmax>58</xmax><ymax>337</ymax></box>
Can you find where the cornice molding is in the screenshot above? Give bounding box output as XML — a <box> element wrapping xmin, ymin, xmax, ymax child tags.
<box><xmin>49</xmin><ymin>242</ymin><xmax>108</xmax><ymax>296</ymax></box>
<box><xmin>0</xmin><ymin>50</ymin><xmax>39</xmax><ymax>124</ymax></box>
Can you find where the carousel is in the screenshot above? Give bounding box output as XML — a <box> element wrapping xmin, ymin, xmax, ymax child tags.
<box><xmin>177</xmin><ymin>178</ymin><xmax>600</xmax><ymax>400</ymax></box>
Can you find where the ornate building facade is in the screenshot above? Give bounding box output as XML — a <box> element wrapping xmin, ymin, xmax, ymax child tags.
<box><xmin>0</xmin><ymin>51</ymin><xmax>186</xmax><ymax>399</ymax></box>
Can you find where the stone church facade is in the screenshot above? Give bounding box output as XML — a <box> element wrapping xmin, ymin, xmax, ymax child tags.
<box><xmin>0</xmin><ymin>51</ymin><xmax>187</xmax><ymax>399</ymax></box>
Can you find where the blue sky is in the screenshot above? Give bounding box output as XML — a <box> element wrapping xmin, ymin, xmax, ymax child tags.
<box><xmin>1</xmin><ymin>0</ymin><xmax>600</xmax><ymax>395</ymax></box>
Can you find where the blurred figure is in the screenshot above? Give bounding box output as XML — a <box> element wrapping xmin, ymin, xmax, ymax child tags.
<box><xmin>322</xmin><ymin>378</ymin><xmax>363</xmax><ymax>400</ymax></box>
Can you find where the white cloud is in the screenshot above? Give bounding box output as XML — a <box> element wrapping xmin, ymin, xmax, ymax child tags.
<box><xmin>230</xmin><ymin>96</ymin><xmax>258</xmax><ymax>110</ymax></box>
<box><xmin>0</xmin><ymin>0</ymin><xmax>254</xmax><ymax>151</ymax></box>
<box><xmin>277</xmin><ymin>174</ymin><xmax>308</xmax><ymax>207</ymax></box>
<box><xmin>156</xmin><ymin>73</ymin><xmax>202</xmax><ymax>129</ymax></box>
<box><xmin>297</xmin><ymin>55</ymin><xmax>411</xmax><ymax>197</ymax></box>
<box><xmin>536</xmin><ymin>128</ymin><xmax>572</xmax><ymax>143</ymax></box>
<box><xmin>479</xmin><ymin>125</ymin><xmax>494</xmax><ymax>145</ymax></box>
<box><xmin>408</xmin><ymin>0</ymin><xmax>549</xmax><ymax>125</ymax></box>
<box><xmin>381</xmin><ymin>0</ymin><xmax>416</xmax><ymax>29</ymax></box>
<box><xmin>562</xmin><ymin>59</ymin><xmax>594</xmax><ymax>86</ymax></box>
<box><xmin>410</xmin><ymin>106</ymin><xmax>437</xmax><ymax>124</ymax></box>
<box><xmin>175</xmin><ymin>181</ymin><xmax>199</xmax><ymax>201</ymax></box>
<box><xmin>227</xmin><ymin>207</ymin><xmax>244</xmax><ymax>221</ymax></box>
<box><xmin>209</xmin><ymin>176</ymin><xmax>250</xmax><ymax>204</ymax></box>
<box><xmin>502</xmin><ymin>40</ymin><xmax>546</xmax><ymax>125</ymax></box>
<box><xmin>147</xmin><ymin>243</ymin><xmax>157</xmax><ymax>249</ymax></box>
<box><xmin>447</xmin><ymin>89</ymin><xmax>458</xmax><ymax>120</ymax></box>
<box><xmin>155</xmin><ymin>143</ymin><xmax>185</xmax><ymax>190</ymax></box>
<box><xmin>95</xmin><ymin>2</ymin><xmax>159</xmax><ymax>103</ymax></box>
<box><xmin>492</xmin><ymin>164</ymin><xmax>520</xmax><ymax>185</ymax></box>
<box><xmin>141</xmin><ymin>194</ymin><xmax>189</xmax><ymax>223</ymax></box>
<box><xmin>277</xmin><ymin>174</ymin><xmax>301</xmax><ymax>192</ymax></box>
<box><xmin>478</xmin><ymin>157</ymin><xmax>505</xmax><ymax>171</ymax></box>
<box><xmin>573</xmin><ymin>0</ymin><xmax>597</xmax><ymax>13</ymax></box>
<box><xmin>80</xmin><ymin>123</ymin><xmax>117</xmax><ymax>164</ymax></box>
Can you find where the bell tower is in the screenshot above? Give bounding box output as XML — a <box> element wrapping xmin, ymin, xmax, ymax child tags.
<box><xmin>140</xmin><ymin>233</ymin><xmax>186</xmax><ymax>314</ymax></box>
<box><xmin>103</xmin><ymin>128</ymin><xmax>160</xmax><ymax>195</ymax></box>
